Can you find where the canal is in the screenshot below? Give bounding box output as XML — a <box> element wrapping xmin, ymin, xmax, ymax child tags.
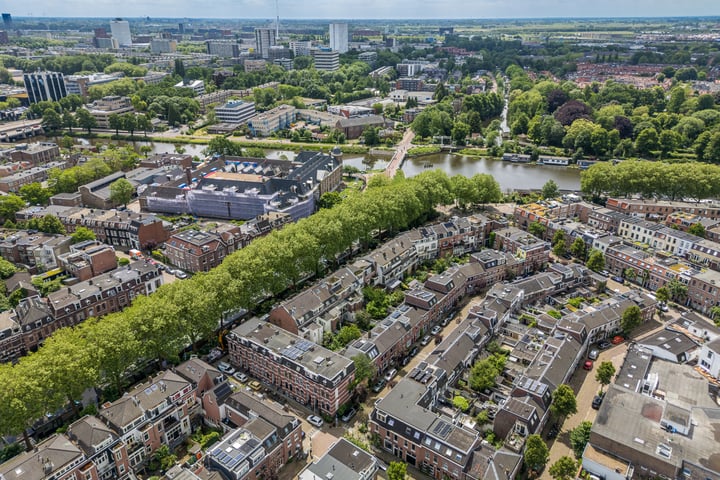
<box><xmin>64</xmin><ymin>137</ymin><xmax>581</xmax><ymax>192</ymax></box>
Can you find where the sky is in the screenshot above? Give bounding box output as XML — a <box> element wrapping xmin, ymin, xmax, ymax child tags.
<box><xmin>12</xmin><ymin>0</ymin><xmax>720</xmax><ymax>20</ymax></box>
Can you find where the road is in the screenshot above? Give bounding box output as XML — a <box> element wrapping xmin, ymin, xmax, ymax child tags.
<box><xmin>540</xmin><ymin>306</ymin><xmax>681</xmax><ymax>477</ymax></box>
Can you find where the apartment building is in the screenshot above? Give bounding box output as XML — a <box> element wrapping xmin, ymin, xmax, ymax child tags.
<box><xmin>311</xmin><ymin>49</ymin><xmax>340</xmax><ymax>71</ymax></box>
<box><xmin>57</xmin><ymin>241</ymin><xmax>118</xmax><ymax>281</ymax></box>
<box><xmin>99</xmin><ymin>370</ymin><xmax>196</xmax><ymax>470</ymax></box>
<box><xmin>206</xmin><ymin>40</ymin><xmax>240</xmax><ymax>58</ymax></box>
<box><xmin>86</xmin><ymin>95</ymin><xmax>135</xmax><ymax>129</ymax></box>
<box><xmin>493</xmin><ymin>227</ymin><xmax>550</xmax><ymax>274</ymax></box>
<box><xmin>220</xmin><ymin>390</ymin><xmax>303</xmax><ymax>472</ymax></box>
<box><xmin>247</xmin><ymin>104</ymin><xmax>296</xmax><ymax>137</ymax></box>
<box><xmin>164</xmin><ymin>229</ymin><xmax>239</xmax><ymax>273</ymax></box>
<box><xmin>17</xmin><ymin>205</ymin><xmax>170</xmax><ymax>250</ymax></box>
<box><xmin>174</xmin><ymin>357</ymin><xmax>228</xmax><ymax>426</ymax></box>
<box><xmin>139</xmin><ymin>153</ymin><xmax>193</xmax><ymax>169</ymax></box>
<box><xmin>227</xmin><ymin>318</ymin><xmax>355</xmax><ymax>417</ymax></box>
<box><xmin>0</xmin><ymin>230</ymin><xmax>71</xmax><ymax>271</ymax></box>
<box><xmin>268</xmin><ymin>266</ymin><xmax>363</xmax><ymax>342</ymax></box>
<box><xmin>150</xmin><ymin>37</ymin><xmax>176</xmax><ymax>54</ymax></box>
<box><xmin>254</xmin><ymin>28</ymin><xmax>276</xmax><ymax>59</ymax></box>
<box><xmin>0</xmin><ymin>296</ymin><xmax>53</xmax><ymax>362</ymax></box>
<box><xmin>8</xmin><ymin>142</ymin><xmax>60</xmax><ymax>165</ymax></box>
<box><xmin>357</xmin><ymin>232</ymin><xmax>418</xmax><ymax>288</ymax></box>
<box><xmin>47</xmin><ymin>260</ymin><xmax>163</xmax><ymax>329</ymax></box>
<box><xmin>0</xmin><ymin>434</ymin><xmax>91</xmax><ymax>480</ymax></box>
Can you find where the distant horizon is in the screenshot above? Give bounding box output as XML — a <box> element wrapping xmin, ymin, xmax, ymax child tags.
<box><xmin>8</xmin><ymin>0</ymin><xmax>720</xmax><ymax>22</ymax></box>
<box><xmin>8</xmin><ymin>15</ymin><xmax>720</xmax><ymax>21</ymax></box>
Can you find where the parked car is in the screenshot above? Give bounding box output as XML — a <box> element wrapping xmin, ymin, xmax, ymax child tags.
<box><xmin>431</xmin><ymin>325</ymin><xmax>442</xmax><ymax>336</ymax></box>
<box><xmin>307</xmin><ymin>415</ymin><xmax>323</xmax><ymax>428</ymax></box>
<box><xmin>420</xmin><ymin>335</ymin><xmax>431</xmax><ymax>346</ymax></box>
<box><xmin>597</xmin><ymin>340</ymin><xmax>611</xmax><ymax>350</ymax></box>
<box><xmin>206</xmin><ymin>348</ymin><xmax>223</xmax><ymax>363</ymax></box>
<box><xmin>175</xmin><ymin>270</ymin><xmax>189</xmax><ymax>279</ymax></box>
<box><xmin>658</xmin><ymin>303</ymin><xmax>669</xmax><ymax>312</ymax></box>
<box><xmin>611</xmin><ymin>335</ymin><xmax>625</xmax><ymax>345</ymax></box>
<box><xmin>611</xmin><ymin>276</ymin><xmax>625</xmax><ymax>284</ymax></box>
<box><xmin>588</xmin><ymin>349</ymin><xmax>599</xmax><ymax>360</ymax></box>
<box><xmin>233</xmin><ymin>372</ymin><xmax>248</xmax><ymax>383</ymax></box>
<box><xmin>384</xmin><ymin>368</ymin><xmax>397</xmax><ymax>382</ymax></box>
<box><xmin>409</xmin><ymin>346</ymin><xmax>419</xmax><ymax>357</ymax></box>
<box><xmin>341</xmin><ymin>407</ymin><xmax>357</xmax><ymax>422</ymax></box>
<box><xmin>165</xmin><ymin>268</ymin><xmax>176</xmax><ymax>276</ymax></box>
<box><xmin>217</xmin><ymin>362</ymin><xmax>235</xmax><ymax>375</ymax></box>
<box><xmin>592</xmin><ymin>394</ymin><xmax>604</xmax><ymax>409</ymax></box>
<box><xmin>547</xmin><ymin>424</ymin><xmax>559</xmax><ymax>439</ymax></box>
<box><xmin>248</xmin><ymin>380</ymin><xmax>262</xmax><ymax>392</ymax></box>
<box><xmin>372</xmin><ymin>379</ymin><xmax>387</xmax><ymax>393</ymax></box>
<box><xmin>600</xmin><ymin>270</ymin><xmax>610</xmax><ymax>277</ymax></box>
<box><xmin>583</xmin><ymin>360</ymin><xmax>594</xmax><ymax>370</ymax></box>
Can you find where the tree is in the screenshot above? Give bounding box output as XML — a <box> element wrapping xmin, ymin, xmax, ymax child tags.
<box><xmin>469</xmin><ymin>353</ymin><xmax>506</xmax><ymax>392</ymax></box>
<box><xmin>62</xmin><ymin>111</ymin><xmax>76</xmax><ymax>133</ymax></box>
<box><xmin>18</xmin><ymin>182</ymin><xmax>52</xmax><ymax>206</ymax></box>
<box><xmin>0</xmin><ymin>195</ymin><xmax>26</xmax><ymax>222</ymax></box>
<box><xmin>551</xmin><ymin>384</ymin><xmax>577</xmax><ymax>420</ymax></box>
<box><xmin>549</xmin><ymin>456</ymin><xmax>578</xmax><ymax>480</ymax></box>
<box><xmin>452</xmin><ymin>395</ymin><xmax>470</xmax><ymax>412</ymax></box>
<box><xmin>27</xmin><ymin>214</ymin><xmax>65</xmax><ymax>234</ymax></box>
<box><xmin>688</xmin><ymin>222</ymin><xmax>706</xmax><ymax>238</ymax></box>
<box><xmin>121</xmin><ymin>113</ymin><xmax>137</xmax><ymax>136</ymax></box>
<box><xmin>174</xmin><ymin>58</ymin><xmax>186</xmax><ymax>78</ymax></box>
<box><xmin>667</xmin><ymin>279</ymin><xmax>688</xmax><ymax>303</ymax></box>
<box><xmin>362</xmin><ymin>126</ymin><xmax>380</xmax><ymax>146</ymax></box>
<box><xmin>451</xmin><ymin>121</ymin><xmax>470</xmax><ymax>145</ymax></box>
<box><xmin>621</xmin><ymin>305</ymin><xmax>642</xmax><ymax>335</ymax></box>
<box><xmin>655</xmin><ymin>286</ymin><xmax>670</xmax><ymax>304</ymax></box>
<box><xmin>387</xmin><ymin>461</ymin><xmax>407</xmax><ymax>480</ymax></box>
<box><xmin>528</xmin><ymin>221</ymin><xmax>546</xmax><ymax>238</ymax></box>
<box><xmin>569</xmin><ymin>421</ymin><xmax>593</xmax><ymax>459</ymax></box>
<box><xmin>42</xmin><ymin>108</ymin><xmax>63</xmax><ymax>131</ymax></box>
<box><xmin>635</xmin><ymin>127</ymin><xmax>659</xmax><ymax>157</ymax></box>
<box><xmin>70</xmin><ymin>226</ymin><xmax>96</xmax><ymax>244</ymax></box>
<box><xmin>586</xmin><ymin>249</ymin><xmax>605</xmax><ymax>272</ymax></box>
<box><xmin>0</xmin><ymin>258</ymin><xmax>16</xmax><ymax>279</ymax></box>
<box><xmin>570</xmin><ymin>237</ymin><xmax>587</xmax><ymax>260</ymax></box>
<box><xmin>541</xmin><ymin>179</ymin><xmax>559</xmax><ymax>199</ymax></box>
<box><xmin>351</xmin><ymin>354</ymin><xmax>376</xmax><ymax>390</ymax></box>
<box><xmin>553</xmin><ymin>240</ymin><xmax>567</xmax><ymax>258</ymax></box>
<box><xmin>75</xmin><ymin>108</ymin><xmax>97</xmax><ymax>134</ymax></box>
<box><xmin>595</xmin><ymin>361</ymin><xmax>616</xmax><ymax>393</ymax></box>
<box><xmin>523</xmin><ymin>434</ymin><xmax>549</xmax><ymax>473</ymax></box>
<box><xmin>108</xmin><ymin>113</ymin><xmax>122</xmax><ymax>136</ymax></box>
<box><xmin>109</xmin><ymin>178</ymin><xmax>134</xmax><ymax>207</ymax></box>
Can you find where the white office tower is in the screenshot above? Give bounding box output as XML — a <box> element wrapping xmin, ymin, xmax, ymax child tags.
<box><xmin>254</xmin><ymin>28</ymin><xmax>276</xmax><ymax>59</ymax></box>
<box><xmin>110</xmin><ymin>18</ymin><xmax>132</xmax><ymax>47</ymax></box>
<box><xmin>329</xmin><ymin>23</ymin><xmax>348</xmax><ymax>53</ymax></box>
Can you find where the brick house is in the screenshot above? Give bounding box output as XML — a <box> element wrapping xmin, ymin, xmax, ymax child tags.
<box><xmin>227</xmin><ymin>318</ymin><xmax>355</xmax><ymax>417</ymax></box>
<box><xmin>57</xmin><ymin>241</ymin><xmax>118</xmax><ymax>281</ymax></box>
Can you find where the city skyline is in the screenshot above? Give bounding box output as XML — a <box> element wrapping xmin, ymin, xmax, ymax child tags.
<box><xmin>12</xmin><ymin>0</ymin><xmax>720</xmax><ymax>20</ymax></box>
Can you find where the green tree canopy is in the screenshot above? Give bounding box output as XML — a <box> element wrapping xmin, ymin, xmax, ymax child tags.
<box><xmin>109</xmin><ymin>178</ymin><xmax>135</xmax><ymax>206</ymax></box>
<box><xmin>524</xmin><ymin>434</ymin><xmax>549</xmax><ymax>473</ymax></box>
<box><xmin>621</xmin><ymin>305</ymin><xmax>642</xmax><ymax>335</ymax></box>
<box><xmin>569</xmin><ymin>421</ymin><xmax>593</xmax><ymax>459</ymax></box>
<box><xmin>551</xmin><ymin>384</ymin><xmax>578</xmax><ymax>420</ymax></box>
<box><xmin>549</xmin><ymin>456</ymin><xmax>578</xmax><ymax>480</ymax></box>
<box><xmin>595</xmin><ymin>361</ymin><xmax>616</xmax><ymax>392</ymax></box>
<box><xmin>387</xmin><ymin>461</ymin><xmax>407</xmax><ymax>480</ymax></box>
<box><xmin>541</xmin><ymin>179</ymin><xmax>559</xmax><ymax>199</ymax></box>
<box><xmin>586</xmin><ymin>249</ymin><xmax>605</xmax><ymax>272</ymax></box>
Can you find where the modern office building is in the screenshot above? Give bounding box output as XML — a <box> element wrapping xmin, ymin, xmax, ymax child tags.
<box><xmin>254</xmin><ymin>28</ymin><xmax>276</xmax><ymax>59</ymax></box>
<box><xmin>214</xmin><ymin>100</ymin><xmax>256</xmax><ymax>125</ymax></box>
<box><xmin>150</xmin><ymin>37</ymin><xmax>176</xmax><ymax>54</ymax></box>
<box><xmin>23</xmin><ymin>71</ymin><xmax>67</xmax><ymax>104</ymax></box>
<box><xmin>110</xmin><ymin>18</ymin><xmax>132</xmax><ymax>46</ymax></box>
<box><xmin>329</xmin><ymin>22</ymin><xmax>349</xmax><ymax>53</ymax></box>
<box><xmin>289</xmin><ymin>40</ymin><xmax>312</xmax><ymax>57</ymax></box>
<box><xmin>311</xmin><ymin>48</ymin><xmax>340</xmax><ymax>72</ymax></box>
<box><xmin>2</xmin><ymin>13</ymin><xmax>12</xmax><ymax>29</ymax></box>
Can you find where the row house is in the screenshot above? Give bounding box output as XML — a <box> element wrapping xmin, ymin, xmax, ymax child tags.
<box><xmin>513</xmin><ymin>201</ymin><xmax>586</xmax><ymax>231</ymax></box>
<box><xmin>618</xmin><ymin>216</ymin><xmax>699</xmax><ymax>256</ymax></box>
<box><xmin>687</xmin><ymin>239</ymin><xmax>720</xmax><ymax>272</ymax></box>
<box><xmin>687</xmin><ymin>269</ymin><xmax>720</xmax><ymax>314</ymax></box>
<box><xmin>8</xmin><ymin>142</ymin><xmax>61</xmax><ymax>165</ymax></box>
<box><xmin>427</xmin><ymin>216</ymin><xmax>483</xmax><ymax>258</ymax></box>
<box><xmin>370</xmin><ymin>359</ymin><xmax>485</xmax><ymax>479</ymax></box>
<box><xmin>57</xmin><ymin>241</ymin><xmax>117</xmax><ymax>281</ymax></box>
<box><xmin>565</xmin><ymin>293</ymin><xmax>657</xmax><ymax>344</ymax></box>
<box><xmin>665</xmin><ymin>211</ymin><xmax>720</xmax><ymax>236</ymax></box>
<box><xmin>222</xmin><ymin>390</ymin><xmax>303</xmax><ymax>465</ymax></box>
<box><xmin>268</xmin><ymin>266</ymin><xmax>363</xmax><ymax>342</ymax></box>
<box><xmin>0</xmin><ymin>296</ymin><xmax>53</xmax><ymax>362</ymax></box>
<box><xmin>0</xmin><ymin>160</ymin><xmax>68</xmax><ymax>193</ymax></box>
<box><xmin>164</xmin><ymin>229</ymin><xmax>237</xmax><ymax>273</ymax></box>
<box><xmin>174</xmin><ymin>358</ymin><xmax>229</xmax><ymax>427</ymax></box>
<box><xmin>493</xmin><ymin>227</ymin><xmax>550</xmax><ymax>274</ymax></box>
<box><xmin>467</xmin><ymin>284</ymin><xmax>524</xmax><ymax>335</ymax></box>
<box><xmin>0</xmin><ymin>230</ymin><xmax>72</xmax><ymax>272</ymax></box>
<box><xmin>606</xmin><ymin>197</ymin><xmax>720</xmax><ymax>221</ymax></box>
<box><xmin>469</xmin><ymin>250</ymin><xmax>522</xmax><ymax>290</ymax></box>
<box><xmin>227</xmin><ymin>318</ymin><xmax>355</xmax><ymax>417</ymax></box>
<box><xmin>207</xmin><ymin>423</ymin><xmax>284</xmax><ymax>480</ymax></box>
<box><xmin>358</xmin><ymin>232</ymin><xmax>418</xmax><ymax>289</ymax></box>
<box><xmin>17</xmin><ymin>206</ymin><xmax>170</xmax><ymax>250</ymax></box>
<box><xmin>0</xmin><ymin>434</ymin><xmax>92</xmax><ymax>480</ymax></box>
<box><xmin>98</xmin><ymin>370</ymin><xmax>196</xmax><ymax>470</ymax></box>
<box><xmin>66</xmin><ymin>415</ymin><xmax>133</xmax><ymax>480</ymax></box>
<box><xmin>299</xmin><ymin>438</ymin><xmax>378</xmax><ymax>480</ymax></box>
<box><xmin>47</xmin><ymin>261</ymin><xmax>163</xmax><ymax>329</ymax></box>
<box><xmin>587</xmin><ymin>208</ymin><xmax>627</xmax><ymax>232</ymax></box>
